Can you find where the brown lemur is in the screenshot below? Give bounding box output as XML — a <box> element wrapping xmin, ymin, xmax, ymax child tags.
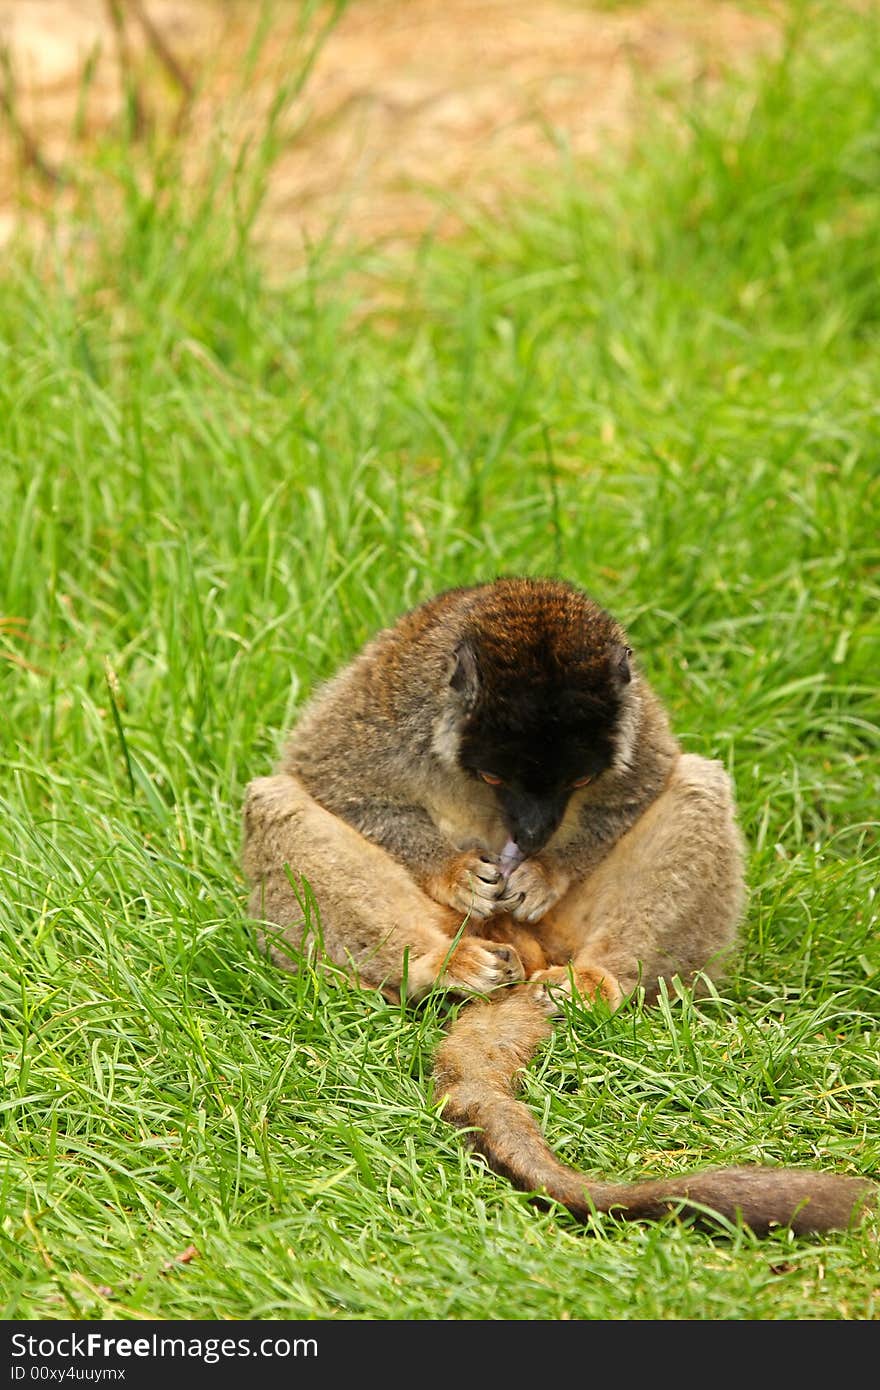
<box><xmin>243</xmin><ymin>577</ymin><xmax>874</xmax><ymax>1234</ymax></box>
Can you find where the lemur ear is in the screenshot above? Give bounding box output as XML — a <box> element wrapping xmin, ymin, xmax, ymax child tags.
<box><xmin>611</xmin><ymin>642</ymin><xmax>633</xmax><ymax>685</ymax></box>
<box><xmin>450</xmin><ymin>639</ymin><xmax>481</xmax><ymax>708</ymax></box>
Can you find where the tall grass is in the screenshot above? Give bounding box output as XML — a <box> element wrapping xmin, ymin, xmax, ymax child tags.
<box><xmin>0</xmin><ymin>1</ymin><xmax>877</xmax><ymax>1319</ymax></box>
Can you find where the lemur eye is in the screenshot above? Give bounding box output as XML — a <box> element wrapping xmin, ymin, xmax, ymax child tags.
<box><xmin>479</xmin><ymin>771</ymin><xmax>504</xmax><ymax>786</ymax></box>
<box><xmin>571</xmin><ymin>774</ymin><xmax>593</xmax><ymax>789</ymax></box>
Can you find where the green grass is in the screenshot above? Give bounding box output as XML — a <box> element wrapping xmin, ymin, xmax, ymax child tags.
<box><xmin>1</xmin><ymin>0</ymin><xmax>878</xmax><ymax>1320</ymax></box>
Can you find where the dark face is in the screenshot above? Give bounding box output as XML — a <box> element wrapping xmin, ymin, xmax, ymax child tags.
<box><xmin>446</xmin><ymin>582</ymin><xmax>633</xmax><ymax>857</ymax></box>
<box><xmin>457</xmin><ymin>680</ymin><xmax>626</xmax><ymax>856</ymax></box>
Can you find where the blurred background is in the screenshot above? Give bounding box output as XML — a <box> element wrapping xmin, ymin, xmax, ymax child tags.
<box><xmin>0</xmin><ymin>0</ymin><xmax>778</xmax><ymax>257</ymax></box>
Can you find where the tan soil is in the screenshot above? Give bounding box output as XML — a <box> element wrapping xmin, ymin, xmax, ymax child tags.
<box><xmin>0</xmin><ymin>0</ymin><xmax>778</xmax><ymax>255</ymax></box>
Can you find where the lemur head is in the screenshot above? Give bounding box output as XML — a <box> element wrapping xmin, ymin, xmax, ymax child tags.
<box><xmin>439</xmin><ymin>580</ymin><xmax>635</xmax><ymax>856</ymax></box>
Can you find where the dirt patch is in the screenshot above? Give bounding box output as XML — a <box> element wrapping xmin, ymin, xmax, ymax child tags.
<box><xmin>0</xmin><ymin>0</ymin><xmax>777</xmax><ymax>255</ymax></box>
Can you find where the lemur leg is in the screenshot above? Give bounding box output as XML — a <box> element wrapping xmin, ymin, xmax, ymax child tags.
<box><xmin>473</xmin><ymin>916</ymin><xmax>550</xmax><ymax>977</ymax></box>
<box><xmin>243</xmin><ymin>774</ymin><xmax>524</xmax><ymax>1002</ymax></box>
<box><xmin>534</xmin><ymin>756</ymin><xmax>745</xmax><ymax>1006</ymax></box>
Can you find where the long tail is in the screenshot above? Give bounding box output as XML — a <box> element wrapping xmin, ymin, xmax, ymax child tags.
<box><xmin>432</xmin><ymin>988</ymin><xmax>875</xmax><ymax>1235</ymax></box>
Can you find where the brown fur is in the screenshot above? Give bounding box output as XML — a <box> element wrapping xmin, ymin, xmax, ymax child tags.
<box><xmin>243</xmin><ymin>578</ymin><xmax>875</xmax><ymax>1235</ymax></box>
